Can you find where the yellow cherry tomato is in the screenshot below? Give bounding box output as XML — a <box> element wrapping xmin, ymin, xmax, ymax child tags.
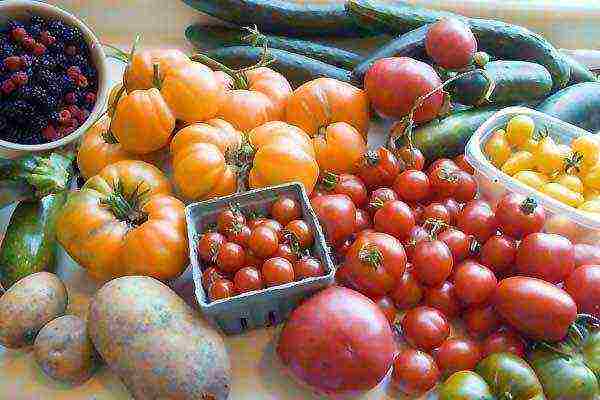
<box><xmin>584</xmin><ymin>164</ymin><xmax>600</xmax><ymax>190</ymax></box>
<box><xmin>579</xmin><ymin>200</ymin><xmax>600</xmax><ymax>215</ymax></box>
<box><xmin>501</xmin><ymin>151</ymin><xmax>535</xmax><ymax>176</ymax></box>
<box><xmin>584</xmin><ymin>187</ymin><xmax>600</xmax><ymax>201</ymax></box>
<box><xmin>506</xmin><ymin>115</ymin><xmax>535</xmax><ymax>148</ymax></box>
<box><xmin>485</xmin><ymin>129</ymin><xmax>512</xmax><ymax>168</ymax></box>
<box><xmin>571</xmin><ymin>135</ymin><xmax>600</xmax><ymax>167</ymax></box>
<box><xmin>541</xmin><ymin>182</ymin><xmax>585</xmax><ymax>208</ymax></box>
<box><xmin>513</xmin><ymin>170</ymin><xmax>549</xmax><ymax>190</ymax></box>
<box><xmin>535</xmin><ymin>136</ymin><xmax>564</xmax><ymax>176</ymax></box>
<box><xmin>520</xmin><ymin>139</ymin><xmax>539</xmax><ymax>153</ymax></box>
<box><xmin>555</xmin><ymin>173</ymin><xmax>584</xmax><ymax>193</ymax></box>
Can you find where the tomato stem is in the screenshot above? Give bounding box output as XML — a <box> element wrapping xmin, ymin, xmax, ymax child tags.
<box><xmin>363</xmin><ymin>150</ymin><xmax>381</xmax><ymax>167</ymax></box>
<box><xmin>358</xmin><ymin>244</ymin><xmax>384</xmax><ymax>269</ymax></box>
<box><xmin>102</xmin><ymin>181</ymin><xmax>149</xmax><ymax>226</ymax></box>
<box><xmin>152</xmin><ymin>63</ymin><xmax>162</xmax><ymax>90</ymax></box>
<box><xmin>320</xmin><ymin>171</ymin><xmax>339</xmax><ymax>191</ymax></box>
<box><xmin>519</xmin><ymin>197</ymin><xmax>539</xmax><ymax>215</ymax></box>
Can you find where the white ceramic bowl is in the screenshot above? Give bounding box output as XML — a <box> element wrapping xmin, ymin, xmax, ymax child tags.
<box><xmin>0</xmin><ymin>0</ymin><xmax>109</xmax><ymax>159</ymax></box>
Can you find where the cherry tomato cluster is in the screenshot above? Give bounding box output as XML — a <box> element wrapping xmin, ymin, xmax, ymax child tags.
<box><xmin>198</xmin><ymin>198</ymin><xmax>325</xmax><ymax>302</ymax></box>
<box><xmin>309</xmin><ymin>145</ymin><xmax>600</xmax><ymax>396</ymax></box>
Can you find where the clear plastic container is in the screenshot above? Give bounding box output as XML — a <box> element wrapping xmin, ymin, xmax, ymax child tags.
<box><xmin>185</xmin><ymin>182</ymin><xmax>335</xmax><ymax>335</ymax></box>
<box><xmin>465</xmin><ymin>106</ymin><xmax>600</xmax><ymax>244</ymax></box>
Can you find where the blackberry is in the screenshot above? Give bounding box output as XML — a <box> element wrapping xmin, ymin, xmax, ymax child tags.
<box><xmin>6</xmin><ymin>100</ymin><xmax>36</xmax><ymax>122</ymax></box>
<box><xmin>38</xmin><ymin>94</ymin><xmax>59</xmax><ymax>112</ymax></box>
<box><xmin>47</xmin><ymin>20</ymin><xmax>69</xmax><ymax>37</ymax></box>
<box><xmin>18</xmin><ymin>127</ymin><xmax>43</xmax><ymax>145</ymax></box>
<box><xmin>45</xmin><ymin>82</ymin><xmax>61</xmax><ymax>98</ymax></box>
<box><xmin>0</xmin><ymin>42</ymin><xmax>16</xmax><ymax>59</ymax></box>
<box><xmin>28</xmin><ymin>24</ymin><xmax>43</xmax><ymax>38</ymax></box>
<box><xmin>48</xmin><ymin>110</ymin><xmax>60</xmax><ymax>124</ymax></box>
<box><xmin>36</xmin><ymin>53</ymin><xmax>58</xmax><ymax>71</ymax></box>
<box><xmin>17</xmin><ymin>85</ymin><xmax>47</xmax><ymax>106</ymax></box>
<box><xmin>33</xmin><ymin>68</ymin><xmax>56</xmax><ymax>86</ymax></box>
<box><xmin>54</xmin><ymin>53</ymin><xmax>68</xmax><ymax>70</ymax></box>
<box><xmin>6</xmin><ymin>20</ymin><xmax>23</xmax><ymax>32</ymax></box>
<box><xmin>29</xmin><ymin>15</ymin><xmax>46</xmax><ymax>27</ymax></box>
<box><xmin>29</xmin><ymin>114</ymin><xmax>48</xmax><ymax>132</ymax></box>
<box><xmin>1</xmin><ymin>124</ymin><xmax>20</xmax><ymax>144</ymax></box>
<box><xmin>58</xmin><ymin>75</ymin><xmax>76</xmax><ymax>93</ymax></box>
<box><xmin>0</xmin><ymin>115</ymin><xmax>7</xmax><ymax>130</ymax></box>
<box><xmin>68</xmin><ymin>54</ymin><xmax>87</xmax><ymax>68</ymax></box>
<box><xmin>61</xmin><ymin>26</ymin><xmax>83</xmax><ymax>45</ymax></box>
<box><xmin>47</xmin><ymin>41</ymin><xmax>64</xmax><ymax>54</ymax></box>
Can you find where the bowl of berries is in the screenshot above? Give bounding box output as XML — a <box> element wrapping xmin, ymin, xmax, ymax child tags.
<box><xmin>0</xmin><ymin>0</ymin><xmax>109</xmax><ymax>158</ymax></box>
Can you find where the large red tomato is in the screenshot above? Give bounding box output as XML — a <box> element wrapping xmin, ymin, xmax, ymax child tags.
<box><xmin>515</xmin><ymin>233</ymin><xmax>575</xmax><ymax>283</ymax></box>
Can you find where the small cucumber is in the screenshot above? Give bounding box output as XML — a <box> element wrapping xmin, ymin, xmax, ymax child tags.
<box><xmin>202</xmin><ymin>46</ymin><xmax>352</xmax><ymax>87</ymax></box>
<box><xmin>185</xmin><ymin>25</ymin><xmax>364</xmax><ymax>70</ymax></box>
<box><xmin>449</xmin><ymin>61</ymin><xmax>553</xmax><ymax>106</ymax></box>
<box><xmin>536</xmin><ymin>81</ymin><xmax>600</xmax><ymax>132</ymax></box>
<box><xmin>0</xmin><ymin>192</ymin><xmax>66</xmax><ymax>289</ymax></box>
<box><xmin>562</xmin><ymin>54</ymin><xmax>597</xmax><ymax>85</ymax></box>
<box><xmin>181</xmin><ymin>0</ymin><xmax>367</xmax><ymax>37</ymax></box>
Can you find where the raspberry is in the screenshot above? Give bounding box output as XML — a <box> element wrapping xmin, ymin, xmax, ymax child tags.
<box><xmin>65</xmin><ymin>45</ymin><xmax>77</xmax><ymax>56</ymax></box>
<box><xmin>76</xmin><ymin>75</ymin><xmax>88</xmax><ymax>88</ymax></box>
<box><xmin>11</xmin><ymin>27</ymin><xmax>27</xmax><ymax>42</ymax></box>
<box><xmin>3</xmin><ymin>56</ymin><xmax>22</xmax><ymax>71</ymax></box>
<box><xmin>60</xmin><ymin>125</ymin><xmax>75</xmax><ymax>137</ymax></box>
<box><xmin>64</xmin><ymin>92</ymin><xmax>77</xmax><ymax>104</ymax></box>
<box><xmin>1</xmin><ymin>80</ymin><xmax>16</xmax><ymax>95</ymax></box>
<box><xmin>11</xmin><ymin>71</ymin><xmax>28</xmax><ymax>86</ymax></box>
<box><xmin>21</xmin><ymin>36</ymin><xmax>36</xmax><ymax>51</ymax></box>
<box><xmin>66</xmin><ymin>66</ymin><xmax>81</xmax><ymax>80</ymax></box>
<box><xmin>84</xmin><ymin>92</ymin><xmax>96</xmax><ymax>104</ymax></box>
<box><xmin>67</xmin><ymin>104</ymin><xmax>80</xmax><ymax>117</ymax></box>
<box><xmin>68</xmin><ymin>118</ymin><xmax>79</xmax><ymax>128</ymax></box>
<box><xmin>39</xmin><ymin>31</ymin><xmax>56</xmax><ymax>46</ymax></box>
<box><xmin>32</xmin><ymin>43</ymin><xmax>46</xmax><ymax>56</ymax></box>
<box><xmin>42</xmin><ymin>124</ymin><xmax>60</xmax><ymax>141</ymax></box>
<box><xmin>58</xmin><ymin>109</ymin><xmax>71</xmax><ymax>125</ymax></box>
<box><xmin>78</xmin><ymin>109</ymin><xmax>90</xmax><ymax>123</ymax></box>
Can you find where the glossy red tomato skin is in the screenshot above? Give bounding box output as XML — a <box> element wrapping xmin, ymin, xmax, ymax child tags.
<box><xmin>245</xmin><ymin>250</ymin><xmax>263</xmax><ymax>269</ymax></box>
<box><xmin>441</xmin><ymin>198</ymin><xmax>461</xmax><ymax>224</ymax></box>
<box><xmin>216</xmin><ymin>242</ymin><xmax>246</xmax><ymax>273</ymax></box>
<box><xmin>457</xmin><ymin>200</ymin><xmax>498</xmax><ymax>243</ymax></box>
<box><xmin>438</xmin><ymin>228</ymin><xmax>471</xmax><ymax>263</ymax></box>
<box><xmin>248</xmin><ymin>226</ymin><xmax>279</xmax><ymax>259</ymax></box>
<box><xmin>463</xmin><ymin>305</ymin><xmax>501</xmax><ymax>339</ymax></box>
<box><xmin>574</xmin><ymin>244</ymin><xmax>600</xmax><ymax>267</ymax></box>
<box><xmin>374</xmin><ymin>296</ymin><xmax>398</xmax><ymax>324</ymax></box>
<box><xmin>411</xmin><ymin>203</ymin><xmax>425</xmax><ymax>225</ymax></box>
<box><xmin>404</xmin><ymin>225</ymin><xmax>429</xmax><ymax>261</ymax></box>
<box><xmin>427</xmin><ymin>159</ymin><xmax>459</xmax><ymax>175</ymax></box>
<box><xmin>397</xmin><ymin>147</ymin><xmax>426</xmax><ymax>171</ymax></box>
<box><xmin>479</xmin><ymin>234</ymin><xmax>517</xmax><ymax>275</ymax></box>
<box><xmin>295</xmin><ymin>257</ymin><xmax>325</xmax><ymax>280</ymax></box>
<box><xmin>277</xmin><ymin>286</ymin><xmax>396</xmax><ymax>395</ymax></box>
<box><xmin>374</xmin><ymin>200</ymin><xmax>416</xmax><ymax>241</ymax></box>
<box><xmin>428</xmin><ymin>166</ymin><xmax>459</xmax><ymax>199</ymax></box>
<box><xmin>262</xmin><ymin>257</ymin><xmax>295</xmax><ymax>287</ymax></box>
<box><xmin>424</xmin><ymin>281</ymin><xmax>462</xmax><ymax>318</ymax></box>
<box><xmin>515</xmin><ymin>233</ymin><xmax>575</xmax><ymax>283</ymax></box>
<box><xmin>311</xmin><ymin>194</ymin><xmax>357</xmax><ymax>246</ymax></box>
<box><xmin>364</xmin><ymin>57</ymin><xmax>444</xmax><ymax>123</ymax></box>
<box><xmin>274</xmin><ymin>243</ymin><xmax>298</xmax><ymax>263</ymax></box>
<box><xmin>367</xmin><ymin>187</ymin><xmax>398</xmax><ymax>215</ymax></box>
<box><xmin>357</xmin><ymin>147</ymin><xmax>402</xmax><ymax>190</ymax></box>
<box><xmin>493</xmin><ymin>276</ymin><xmax>577</xmax><ymax>341</ymax></box>
<box><xmin>217</xmin><ymin>209</ymin><xmax>246</xmax><ymax>234</ymax></box>
<box><xmin>422</xmin><ymin>202</ymin><xmax>451</xmax><ymax>225</ymax></box>
<box><xmin>393</xmin><ymin>170</ymin><xmax>431</xmax><ymax>202</ymax></box>
<box><xmin>354</xmin><ymin>209</ymin><xmax>372</xmax><ymax>233</ymax></box>
<box><xmin>402</xmin><ymin>306</ymin><xmax>450</xmax><ymax>351</ymax></box>
<box><xmin>434</xmin><ymin>337</ymin><xmax>482</xmax><ymax>376</ymax></box>
<box><xmin>202</xmin><ymin>266</ymin><xmax>223</xmax><ymax>290</ymax></box>
<box><xmin>345</xmin><ymin>232</ymin><xmax>407</xmax><ymax>297</ymax></box>
<box><xmin>247</xmin><ymin>217</ymin><xmax>266</xmax><ymax>230</ymax></box>
<box><xmin>452</xmin><ymin>170</ymin><xmax>478</xmax><ymax>203</ymax></box>
<box><xmin>412</xmin><ymin>240</ymin><xmax>453</xmax><ymax>287</ymax></box>
<box><xmin>285</xmin><ymin>219</ymin><xmax>314</xmax><ymax>249</ymax></box>
<box><xmin>271</xmin><ymin>197</ymin><xmax>302</xmax><ymax>226</ymax></box>
<box><xmin>453</xmin><ymin>260</ymin><xmax>497</xmax><ymax>306</ymax></box>
<box><xmin>564</xmin><ymin>264</ymin><xmax>600</xmax><ymax>318</ymax></box>
<box><xmin>233</xmin><ymin>266</ymin><xmax>264</xmax><ymax>294</ymax></box>
<box><xmin>390</xmin><ymin>269</ymin><xmax>424</xmax><ymax>310</ymax></box>
<box><xmin>482</xmin><ymin>330</ymin><xmax>526</xmax><ymax>358</ymax></box>
<box><xmin>324</xmin><ymin>173</ymin><xmax>368</xmax><ymax>208</ymax></box>
<box><xmin>208</xmin><ymin>278</ymin><xmax>234</xmax><ymax>301</ymax></box>
<box><xmin>259</xmin><ymin>219</ymin><xmax>284</xmax><ymax>240</ymax></box>
<box><xmin>227</xmin><ymin>224</ymin><xmax>251</xmax><ymax>247</ymax></box>
<box><xmin>426</xmin><ymin>18</ymin><xmax>477</xmax><ymax>69</ymax></box>
<box><xmin>454</xmin><ymin>154</ymin><xmax>475</xmax><ymax>174</ymax></box>
<box><xmin>198</xmin><ymin>232</ymin><xmax>226</xmax><ymax>262</ymax></box>
<box><xmin>495</xmin><ymin>194</ymin><xmax>546</xmax><ymax>239</ymax></box>
<box><xmin>392</xmin><ymin>349</ymin><xmax>440</xmax><ymax>395</ymax></box>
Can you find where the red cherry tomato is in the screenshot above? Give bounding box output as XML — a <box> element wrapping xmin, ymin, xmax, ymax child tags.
<box><xmin>285</xmin><ymin>219</ymin><xmax>314</xmax><ymax>249</ymax></box>
<box><xmin>217</xmin><ymin>207</ymin><xmax>246</xmax><ymax>234</ymax></box>
<box><xmin>226</xmin><ymin>224</ymin><xmax>251</xmax><ymax>247</ymax></box>
<box><xmin>390</xmin><ymin>269</ymin><xmax>424</xmax><ymax>310</ymax></box>
<box><xmin>374</xmin><ymin>200</ymin><xmax>416</xmax><ymax>241</ymax></box>
<box><xmin>274</xmin><ymin>243</ymin><xmax>299</xmax><ymax>263</ymax></box>
<box><xmin>202</xmin><ymin>266</ymin><xmax>223</xmax><ymax>290</ymax></box>
<box><xmin>208</xmin><ymin>278</ymin><xmax>234</xmax><ymax>301</ymax></box>
<box><xmin>392</xmin><ymin>349</ymin><xmax>440</xmax><ymax>395</ymax></box>
<box><xmin>564</xmin><ymin>264</ymin><xmax>600</xmax><ymax>318</ymax></box>
<box><xmin>411</xmin><ymin>203</ymin><xmax>425</xmax><ymax>225</ymax></box>
<box><xmin>356</xmin><ymin>147</ymin><xmax>402</xmax><ymax>189</ymax></box>
<box><xmin>427</xmin><ymin>159</ymin><xmax>459</xmax><ymax>175</ymax></box>
<box><xmin>404</xmin><ymin>225</ymin><xmax>429</xmax><ymax>261</ymax></box>
<box><xmin>434</xmin><ymin>337</ymin><xmax>482</xmax><ymax>376</ymax></box>
<box><xmin>233</xmin><ymin>266</ymin><xmax>264</xmax><ymax>293</ymax></box>
<box><xmin>438</xmin><ymin>228</ymin><xmax>471</xmax><ymax>263</ymax></box>
<box><xmin>345</xmin><ymin>232</ymin><xmax>407</xmax><ymax>296</ymax></box>
<box><xmin>248</xmin><ymin>226</ymin><xmax>279</xmax><ymax>259</ymax></box>
<box><xmin>452</xmin><ymin>170</ymin><xmax>478</xmax><ymax>203</ymax></box>
<box><xmin>294</xmin><ymin>256</ymin><xmax>325</xmax><ymax>280</ymax></box>
<box><xmin>271</xmin><ymin>197</ymin><xmax>302</xmax><ymax>226</ymax></box>
<box><xmin>479</xmin><ymin>234</ymin><xmax>517</xmax><ymax>275</ymax></box>
<box><xmin>321</xmin><ymin>173</ymin><xmax>368</xmax><ymax>208</ymax></box>
<box><xmin>336</xmin><ymin>237</ymin><xmax>354</xmax><ymax>259</ymax></box>
<box><xmin>367</xmin><ymin>187</ymin><xmax>398</xmax><ymax>215</ymax></box>
<box><xmin>397</xmin><ymin>147</ymin><xmax>426</xmax><ymax>171</ymax></box>
<box><xmin>454</xmin><ymin>154</ymin><xmax>475</xmax><ymax>174</ymax></box>
<box><xmin>482</xmin><ymin>330</ymin><xmax>526</xmax><ymax>358</ymax></box>
<box><xmin>495</xmin><ymin>194</ymin><xmax>546</xmax><ymax>239</ymax></box>
<box><xmin>424</xmin><ymin>281</ymin><xmax>461</xmax><ymax>318</ymax></box>
<box><xmin>262</xmin><ymin>257</ymin><xmax>295</xmax><ymax>287</ymax></box>
<box><xmin>374</xmin><ymin>296</ymin><xmax>398</xmax><ymax>324</ymax></box>
<box><xmin>413</xmin><ymin>239</ymin><xmax>453</xmax><ymax>287</ymax></box>
<box><xmin>216</xmin><ymin>242</ymin><xmax>246</xmax><ymax>273</ymax></box>
<box><xmin>311</xmin><ymin>194</ymin><xmax>357</xmax><ymax>246</ymax></box>
<box><xmin>515</xmin><ymin>232</ymin><xmax>575</xmax><ymax>283</ymax></box>
<box><xmin>402</xmin><ymin>306</ymin><xmax>450</xmax><ymax>351</ymax></box>
<box><xmin>245</xmin><ymin>250</ymin><xmax>263</xmax><ymax>269</ymax></box>
<box><xmin>441</xmin><ymin>198</ymin><xmax>461</xmax><ymax>224</ymax></box>
<box><xmin>355</xmin><ymin>209</ymin><xmax>372</xmax><ymax>232</ymax></box>
<box><xmin>247</xmin><ymin>216</ymin><xmax>266</xmax><ymax>230</ymax></box>
<box><xmin>429</xmin><ymin>166</ymin><xmax>459</xmax><ymax>199</ymax></box>
<box><xmin>259</xmin><ymin>219</ymin><xmax>284</xmax><ymax>240</ymax></box>
<box><xmin>393</xmin><ymin>170</ymin><xmax>431</xmax><ymax>202</ymax></box>
<box><xmin>422</xmin><ymin>202</ymin><xmax>451</xmax><ymax>225</ymax></box>
<box><xmin>463</xmin><ymin>305</ymin><xmax>501</xmax><ymax>339</ymax></box>
<box><xmin>457</xmin><ymin>200</ymin><xmax>498</xmax><ymax>243</ymax></box>
<box><xmin>453</xmin><ymin>260</ymin><xmax>497</xmax><ymax>306</ymax></box>
<box><xmin>426</xmin><ymin>18</ymin><xmax>477</xmax><ymax>69</ymax></box>
<box><xmin>198</xmin><ymin>232</ymin><xmax>226</xmax><ymax>262</ymax></box>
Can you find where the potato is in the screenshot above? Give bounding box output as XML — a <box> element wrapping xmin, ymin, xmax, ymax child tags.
<box><xmin>34</xmin><ymin>315</ymin><xmax>99</xmax><ymax>385</ymax></box>
<box><xmin>0</xmin><ymin>272</ymin><xmax>68</xmax><ymax>348</ymax></box>
<box><xmin>88</xmin><ymin>276</ymin><xmax>230</xmax><ymax>400</ymax></box>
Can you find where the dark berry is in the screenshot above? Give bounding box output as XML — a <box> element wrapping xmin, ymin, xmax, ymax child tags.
<box><xmin>39</xmin><ymin>31</ymin><xmax>56</xmax><ymax>47</ymax></box>
<box><xmin>65</xmin><ymin>45</ymin><xmax>77</xmax><ymax>56</ymax></box>
<box><xmin>3</xmin><ymin>56</ymin><xmax>21</xmax><ymax>71</ymax></box>
<box><xmin>20</xmin><ymin>54</ymin><xmax>33</xmax><ymax>68</ymax></box>
<box><xmin>64</xmin><ymin>91</ymin><xmax>77</xmax><ymax>104</ymax></box>
<box><xmin>29</xmin><ymin>15</ymin><xmax>45</xmax><ymax>25</ymax></box>
<box><xmin>8</xmin><ymin>100</ymin><xmax>36</xmax><ymax>121</ymax></box>
<box><xmin>0</xmin><ymin>42</ymin><xmax>16</xmax><ymax>60</ymax></box>
<box><xmin>36</xmin><ymin>54</ymin><xmax>57</xmax><ymax>71</ymax></box>
<box><xmin>28</xmin><ymin>24</ymin><xmax>43</xmax><ymax>38</ymax></box>
<box><xmin>84</xmin><ymin>92</ymin><xmax>96</xmax><ymax>104</ymax></box>
<box><xmin>53</xmin><ymin>53</ymin><xmax>68</xmax><ymax>70</ymax></box>
<box><xmin>2</xmin><ymin>125</ymin><xmax>21</xmax><ymax>143</ymax></box>
<box><xmin>59</xmin><ymin>75</ymin><xmax>76</xmax><ymax>93</ymax></box>
<box><xmin>0</xmin><ymin>115</ymin><xmax>7</xmax><ymax>130</ymax></box>
<box><xmin>61</xmin><ymin>26</ymin><xmax>83</xmax><ymax>45</ymax></box>
<box><xmin>29</xmin><ymin>114</ymin><xmax>48</xmax><ymax>132</ymax></box>
<box><xmin>48</xmin><ymin>111</ymin><xmax>60</xmax><ymax>123</ymax></box>
<box><xmin>11</xmin><ymin>71</ymin><xmax>28</xmax><ymax>86</ymax></box>
<box><xmin>7</xmin><ymin>20</ymin><xmax>23</xmax><ymax>32</ymax></box>
<box><xmin>32</xmin><ymin>43</ymin><xmax>46</xmax><ymax>56</ymax></box>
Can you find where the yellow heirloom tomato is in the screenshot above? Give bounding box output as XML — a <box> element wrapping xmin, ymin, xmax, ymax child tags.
<box><xmin>501</xmin><ymin>151</ymin><xmax>534</xmax><ymax>176</ymax></box>
<box><xmin>584</xmin><ymin>164</ymin><xmax>600</xmax><ymax>190</ymax></box>
<box><xmin>506</xmin><ymin>115</ymin><xmax>535</xmax><ymax>148</ymax></box>
<box><xmin>554</xmin><ymin>174</ymin><xmax>584</xmax><ymax>194</ymax></box>
<box><xmin>513</xmin><ymin>171</ymin><xmax>549</xmax><ymax>190</ymax></box>
<box><xmin>535</xmin><ymin>136</ymin><xmax>564</xmax><ymax>176</ymax></box>
<box><xmin>571</xmin><ymin>135</ymin><xmax>600</xmax><ymax>167</ymax></box>
<box><xmin>485</xmin><ymin>129</ymin><xmax>512</xmax><ymax>168</ymax></box>
<box><xmin>521</xmin><ymin>139</ymin><xmax>539</xmax><ymax>153</ymax></box>
<box><xmin>541</xmin><ymin>182</ymin><xmax>585</xmax><ymax>208</ymax></box>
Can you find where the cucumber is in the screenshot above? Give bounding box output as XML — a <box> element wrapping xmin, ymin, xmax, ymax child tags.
<box><xmin>346</xmin><ymin>0</ymin><xmax>570</xmax><ymax>90</ymax></box>
<box><xmin>562</xmin><ymin>54</ymin><xmax>597</xmax><ymax>85</ymax></box>
<box><xmin>394</xmin><ymin>107</ymin><xmax>500</xmax><ymax>163</ymax></box>
<box><xmin>0</xmin><ymin>192</ymin><xmax>66</xmax><ymax>289</ymax></box>
<box><xmin>536</xmin><ymin>82</ymin><xmax>600</xmax><ymax>132</ymax></box>
<box><xmin>352</xmin><ymin>24</ymin><xmax>430</xmax><ymax>84</ymax></box>
<box><xmin>185</xmin><ymin>25</ymin><xmax>364</xmax><ymax>70</ymax></box>
<box><xmin>201</xmin><ymin>46</ymin><xmax>352</xmax><ymax>87</ymax></box>
<box><xmin>181</xmin><ymin>0</ymin><xmax>367</xmax><ymax>37</ymax></box>
<box><xmin>448</xmin><ymin>61</ymin><xmax>552</xmax><ymax>106</ymax></box>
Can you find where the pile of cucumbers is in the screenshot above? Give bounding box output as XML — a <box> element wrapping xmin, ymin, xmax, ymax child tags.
<box><xmin>183</xmin><ymin>0</ymin><xmax>599</xmax><ymax>161</ymax></box>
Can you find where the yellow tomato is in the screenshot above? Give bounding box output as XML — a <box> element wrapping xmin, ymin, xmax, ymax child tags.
<box><xmin>584</xmin><ymin>187</ymin><xmax>600</xmax><ymax>201</ymax></box>
<box><xmin>485</xmin><ymin>129</ymin><xmax>512</xmax><ymax>168</ymax></box>
<box><xmin>579</xmin><ymin>200</ymin><xmax>600</xmax><ymax>215</ymax></box>
<box><xmin>554</xmin><ymin>174</ymin><xmax>584</xmax><ymax>193</ymax></box>
<box><xmin>535</xmin><ymin>136</ymin><xmax>564</xmax><ymax>175</ymax></box>
<box><xmin>520</xmin><ymin>139</ymin><xmax>539</xmax><ymax>153</ymax></box>
<box><xmin>506</xmin><ymin>115</ymin><xmax>535</xmax><ymax>148</ymax></box>
<box><xmin>513</xmin><ymin>170</ymin><xmax>549</xmax><ymax>190</ymax></box>
<box><xmin>583</xmin><ymin>163</ymin><xmax>600</xmax><ymax>190</ymax></box>
<box><xmin>501</xmin><ymin>151</ymin><xmax>535</xmax><ymax>176</ymax></box>
<box><xmin>541</xmin><ymin>182</ymin><xmax>585</xmax><ymax>208</ymax></box>
<box><xmin>571</xmin><ymin>135</ymin><xmax>600</xmax><ymax>167</ymax></box>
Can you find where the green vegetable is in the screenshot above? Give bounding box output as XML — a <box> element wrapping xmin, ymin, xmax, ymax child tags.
<box><xmin>199</xmin><ymin>46</ymin><xmax>352</xmax><ymax>88</ymax></box>
<box><xmin>438</xmin><ymin>371</ymin><xmax>495</xmax><ymax>400</ymax></box>
<box><xmin>563</xmin><ymin>54</ymin><xmax>597</xmax><ymax>85</ymax></box>
<box><xmin>448</xmin><ymin>61</ymin><xmax>553</xmax><ymax>106</ymax></box>
<box><xmin>346</xmin><ymin>0</ymin><xmax>570</xmax><ymax>90</ymax></box>
<box><xmin>536</xmin><ymin>82</ymin><xmax>600</xmax><ymax>132</ymax></box>
<box><xmin>0</xmin><ymin>192</ymin><xmax>67</xmax><ymax>289</ymax></box>
<box><xmin>185</xmin><ymin>25</ymin><xmax>363</xmax><ymax>70</ymax></box>
<box><xmin>476</xmin><ymin>352</ymin><xmax>545</xmax><ymax>400</ymax></box>
<box><xmin>181</xmin><ymin>0</ymin><xmax>367</xmax><ymax>37</ymax></box>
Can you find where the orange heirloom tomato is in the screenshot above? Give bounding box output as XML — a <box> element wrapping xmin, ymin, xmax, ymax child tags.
<box><xmin>56</xmin><ymin>160</ymin><xmax>188</xmax><ymax>281</ymax></box>
<box><xmin>312</xmin><ymin>122</ymin><xmax>367</xmax><ymax>174</ymax></box>
<box><xmin>124</xmin><ymin>48</ymin><xmax>189</xmax><ymax>92</ymax></box>
<box><xmin>171</xmin><ymin>119</ymin><xmax>244</xmax><ymax>201</ymax></box>
<box><xmin>111</xmin><ymin>88</ymin><xmax>175</xmax><ymax>154</ymax></box>
<box><xmin>285</xmin><ymin>77</ymin><xmax>370</xmax><ymax>138</ymax></box>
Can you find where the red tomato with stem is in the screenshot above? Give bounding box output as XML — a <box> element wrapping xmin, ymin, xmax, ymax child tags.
<box><xmin>404</xmin><ymin>225</ymin><xmax>429</xmax><ymax>261</ymax></box>
<box><xmin>429</xmin><ymin>166</ymin><xmax>459</xmax><ymax>199</ymax></box>
<box><xmin>463</xmin><ymin>306</ymin><xmax>501</xmax><ymax>339</ymax></box>
<box><xmin>515</xmin><ymin>233</ymin><xmax>575</xmax><ymax>283</ymax></box>
<box><xmin>402</xmin><ymin>306</ymin><xmax>450</xmax><ymax>351</ymax></box>
<box><xmin>354</xmin><ymin>209</ymin><xmax>372</xmax><ymax>232</ymax></box>
<box><xmin>453</xmin><ymin>260</ymin><xmax>497</xmax><ymax>306</ymax></box>
<box><xmin>482</xmin><ymin>330</ymin><xmax>526</xmax><ymax>358</ymax></box>
<box><xmin>247</xmin><ymin>216</ymin><xmax>266</xmax><ymax>230</ymax></box>
<box><xmin>397</xmin><ymin>146</ymin><xmax>425</xmax><ymax>171</ymax></box>
<box><xmin>367</xmin><ymin>187</ymin><xmax>398</xmax><ymax>215</ymax></box>
<box><xmin>390</xmin><ymin>269</ymin><xmax>424</xmax><ymax>310</ymax></box>
<box><xmin>495</xmin><ymin>194</ymin><xmax>546</xmax><ymax>239</ymax></box>
<box><xmin>356</xmin><ymin>147</ymin><xmax>402</xmax><ymax>189</ymax></box>
<box><xmin>374</xmin><ymin>296</ymin><xmax>398</xmax><ymax>324</ymax></box>
<box><xmin>216</xmin><ymin>242</ymin><xmax>246</xmax><ymax>273</ymax></box>
<box><xmin>262</xmin><ymin>257</ymin><xmax>295</xmax><ymax>286</ymax></box>
<box><xmin>452</xmin><ymin>170</ymin><xmax>478</xmax><ymax>203</ymax></box>
<box><xmin>226</xmin><ymin>223</ymin><xmax>251</xmax><ymax>247</ymax></box>
<box><xmin>285</xmin><ymin>219</ymin><xmax>314</xmax><ymax>249</ymax></box>
<box><xmin>259</xmin><ymin>219</ymin><xmax>284</xmax><ymax>240</ymax></box>
<box><xmin>438</xmin><ymin>228</ymin><xmax>471</xmax><ymax>263</ymax></box>
<box><xmin>208</xmin><ymin>278</ymin><xmax>234</xmax><ymax>301</ymax></box>
<box><xmin>457</xmin><ymin>200</ymin><xmax>498</xmax><ymax>243</ymax></box>
<box><xmin>564</xmin><ymin>264</ymin><xmax>600</xmax><ymax>318</ymax></box>
<box><xmin>311</xmin><ymin>194</ymin><xmax>357</xmax><ymax>246</ymax></box>
<box><xmin>217</xmin><ymin>206</ymin><xmax>246</xmax><ymax>234</ymax></box>
<box><xmin>412</xmin><ymin>239</ymin><xmax>453</xmax><ymax>287</ymax></box>
<box><xmin>274</xmin><ymin>243</ymin><xmax>299</xmax><ymax>264</ymax></box>
<box><xmin>422</xmin><ymin>202</ymin><xmax>451</xmax><ymax>225</ymax></box>
<box><xmin>320</xmin><ymin>172</ymin><xmax>368</xmax><ymax>208</ymax></box>
<box><xmin>426</xmin><ymin>18</ymin><xmax>477</xmax><ymax>69</ymax></box>
<box><xmin>392</xmin><ymin>349</ymin><xmax>440</xmax><ymax>395</ymax></box>
<box><xmin>374</xmin><ymin>200</ymin><xmax>416</xmax><ymax>241</ymax></box>
<box><xmin>248</xmin><ymin>226</ymin><xmax>279</xmax><ymax>259</ymax></box>
<box><xmin>424</xmin><ymin>281</ymin><xmax>461</xmax><ymax>318</ymax></box>
<box><xmin>202</xmin><ymin>266</ymin><xmax>223</xmax><ymax>290</ymax></box>
<box><xmin>198</xmin><ymin>231</ymin><xmax>226</xmax><ymax>262</ymax></box>
<box><xmin>479</xmin><ymin>234</ymin><xmax>517</xmax><ymax>275</ymax></box>
<box><xmin>427</xmin><ymin>159</ymin><xmax>459</xmax><ymax>175</ymax></box>
<box><xmin>393</xmin><ymin>170</ymin><xmax>431</xmax><ymax>202</ymax></box>
<box><xmin>294</xmin><ymin>256</ymin><xmax>324</xmax><ymax>280</ymax></box>
<box><xmin>434</xmin><ymin>337</ymin><xmax>482</xmax><ymax>376</ymax></box>
<box><xmin>233</xmin><ymin>266</ymin><xmax>264</xmax><ymax>293</ymax></box>
<box><xmin>271</xmin><ymin>197</ymin><xmax>302</xmax><ymax>226</ymax></box>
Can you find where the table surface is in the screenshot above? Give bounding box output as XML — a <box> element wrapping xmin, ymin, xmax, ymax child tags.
<box><xmin>1</xmin><ymin>1</ymin><xmax>600</xmax><ymax>399</ymax></box>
